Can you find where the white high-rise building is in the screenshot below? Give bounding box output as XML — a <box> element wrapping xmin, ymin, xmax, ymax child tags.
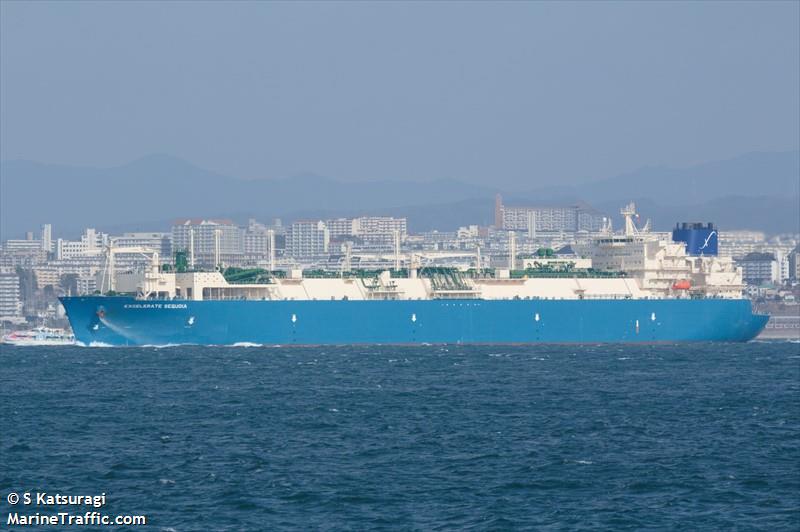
<box><xmin>4</xmin><ymin>234</ymin><xmax>42</xmax><ymax>253</ymax></box>
<box><xmin>326</xmin><ymin>218</ymin><xmax>360</xmax><ymax>239</ymax></box>
<box><xmin>736</xmin><ymin>252</ymin><xmax>779</xmax><ymax>285</ymax></box>
<box><xmin>0</xmin><ymin>271</ymin><xmax>24</xmax><ymax>323</ymax></box>
<box><xmin>495</xmin><ymin>195</ymin><xmax>606</xmax><ymax>232</ymax></box>
<box><xmin>41</xmin><ymin>224</ymin><xmax>52</xmax><ymax>253</ymax></box>
<box><xmin>354</xmin><ymin>217</ymin><xmax>407</xmax><ymax>237</ymax></box>
<box><xmin>76</xmin><ymin>275</ymin><xmax>98</xmax><ymax>296</ymax></box>
<box><xmin>113</xmin><ymin>233</ymin><xmax>172</xmax><ymax>257</ymax></box>
<box><xmin>172</xmin><ymin>219</ymin><xmax>244</xmax><ymax>268</ymax></box>
<box><xmin>56</xmin><ymin>228</ymin><xmax>109</xmax><ymax>259</ymax></box>
<box><xmin>242</xmin><ymin>220</ymin><xmax>273</xmax><ymax>262</ymax></box>
<box><xmin>287</xmin><ymin>221</ymin><xmax>329</xmax><ymax>258</ymax></box>
<box><xmin>324</xmin><ymin>216</ymin><xmax>407</xmax><ymax>250</ymax></box>
<box><xmin>325</xmin><ymin>217</ymin><xmax>407</xmax><ymax>239</ymax></box>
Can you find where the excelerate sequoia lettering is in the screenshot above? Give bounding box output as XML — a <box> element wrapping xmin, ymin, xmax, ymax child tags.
<box><xmin>122</xmin><ymin>303</ymin><xmax>188</xmax><ymax>309</ymax></box>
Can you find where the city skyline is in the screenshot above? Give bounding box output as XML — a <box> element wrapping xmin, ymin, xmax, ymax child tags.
<box><xmin>2</xmin><ymin>205</ymin><xmax>798</xmax><ymax>327</ymax></box>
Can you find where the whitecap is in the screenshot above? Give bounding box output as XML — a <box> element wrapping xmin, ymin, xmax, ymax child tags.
<box><xmin>142</xmin><ymin>343</ymin><xmax>184</xmax><ymax>349</ymax></box>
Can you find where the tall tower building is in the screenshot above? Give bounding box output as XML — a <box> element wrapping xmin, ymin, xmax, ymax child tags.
<box><xmin>494</xmin><ymin>194</ymin><xmax>504</xmax><ymax>229</ymax></box>
<box><xmin>41</xmin><ymin>224</ymin><xmax>52</xmax><ymax>253</ymax></box>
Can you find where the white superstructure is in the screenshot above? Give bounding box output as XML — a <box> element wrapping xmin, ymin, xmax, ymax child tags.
<box><xmin>578</xmin><ymin>203</ymin><xmax>743</xmax><ymax>299</ymax></box>
<box><xmin>104</xmin><ymin>203</ymin><xmax>746</xmax><ymax>303</ymax></box>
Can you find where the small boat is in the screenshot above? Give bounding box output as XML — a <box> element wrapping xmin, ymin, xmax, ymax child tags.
<box><xmin>2</xmin><ymin>327</ymin><xmax>76</xmax><ymax>346</ymax></box>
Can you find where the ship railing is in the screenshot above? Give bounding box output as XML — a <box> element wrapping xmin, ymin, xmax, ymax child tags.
<box><xmin>432</xmin><ymin>290</ymin><xmax>482</xmax><ymax>299</ymax></box>
<box><xmin>366</xmin><ymin>291</ymin><xmax>401</xmax><ymax>300</ymax></box>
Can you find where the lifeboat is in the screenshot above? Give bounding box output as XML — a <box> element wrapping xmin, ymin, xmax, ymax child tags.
<box><xmin>672</xmin><ymin>279</ymin><xmax>691</xmax><ymax>290</ymax></box>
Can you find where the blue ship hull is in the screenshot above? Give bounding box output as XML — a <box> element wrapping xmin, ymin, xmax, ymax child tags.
<box><xmin>60</xmin><ymin>296</ymin><xmax>768</xmax><ymax>346</ymax></box>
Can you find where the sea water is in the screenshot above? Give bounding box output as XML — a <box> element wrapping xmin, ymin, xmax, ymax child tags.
<box><xmin>2</xmin><ymin>343</ymin><xmax>798</xmax><ymax>530</ymax></box>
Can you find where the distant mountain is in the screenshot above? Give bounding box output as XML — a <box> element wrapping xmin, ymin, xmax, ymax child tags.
<box><xmin>1</xmin><ymin>151</ymin><xmax>797</xmax><ymax>239</ymax></box>
<box><xmin>508</xmin><ymin>151</ymin><xmax>799</xmax><ymax>203</ymax></box>
<box><xmin>0</xmin><ymin>154</ymin><xmax>496</xmax><ymax>239</ymax></box>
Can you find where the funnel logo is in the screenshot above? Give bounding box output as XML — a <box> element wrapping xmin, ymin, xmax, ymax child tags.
<box><xmin>699</xmin><ymin>231</ymin><xmax>717</xmax><ymax>251</ymax></box>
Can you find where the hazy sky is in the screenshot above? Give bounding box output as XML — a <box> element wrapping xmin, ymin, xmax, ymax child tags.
<box><xmin>1</xmin><ymin>1</ymin><xmax>798</xmax><ymax>189</ymax></box>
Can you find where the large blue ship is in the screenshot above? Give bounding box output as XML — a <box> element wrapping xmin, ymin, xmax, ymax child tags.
<box><xmin>59</xmin><ymin>207</ymin><xmax>769</xmax><ymax>346</ymax></box>
<box><xmin>60</xmin><ymin>295</ymin><xmax>767</xmax><ymax>346</ymax></box>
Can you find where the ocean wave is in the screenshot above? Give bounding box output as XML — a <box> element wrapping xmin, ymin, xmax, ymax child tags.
<box><xmin>86</xmin><ymin>341</ymin><xmax>114</xmax><ymax>348</ymax></box>
<box><xmin>142</xmin><ymin>343</ymin><xmax>185</xmax><ymax>349</ymax></box>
